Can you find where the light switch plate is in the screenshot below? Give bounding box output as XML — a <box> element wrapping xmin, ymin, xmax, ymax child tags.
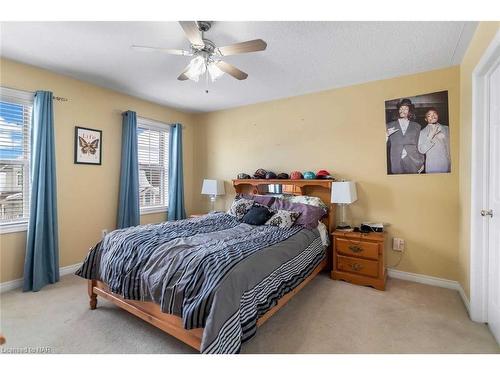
<box><xmin>393</xmin><ymin>237</ymin><xmax>405</xmax><ymax>251</ymax></box>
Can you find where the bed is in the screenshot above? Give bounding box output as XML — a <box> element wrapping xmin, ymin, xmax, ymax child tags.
<box><xmin>76</xmin><ymin>179</ymin><xmax>335</xmax><ymax>353</ymax></box>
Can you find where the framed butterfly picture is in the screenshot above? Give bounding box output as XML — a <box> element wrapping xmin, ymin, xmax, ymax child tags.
<box><xmin>74</xmin><ymin>126</ymin><xmax>102</xmax><ymax>165</ymax></box>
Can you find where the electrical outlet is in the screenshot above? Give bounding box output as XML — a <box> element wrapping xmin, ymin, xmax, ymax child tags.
<box><xmin>101</xmin><ymin>229</ymin><xmax>108</xmax><ymax>239</ymax></box>
<box><xmin>392</xmin><ymin>237</ymin><xmax>405</xmax><ymax>252</ymax></box>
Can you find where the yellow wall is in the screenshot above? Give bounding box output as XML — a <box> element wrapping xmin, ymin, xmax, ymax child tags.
<box><xmin>0</xmin><ymin>58</ymin><xmax>197</xmax><ymax>283</ymax></box>
<box><xmin>2</xmin><ymin>23</ymin><xmax>498</xmax><ymax>289</ymax></box>
<box><xmin>194</xmin><ymin>67</ymin><xmax>461</xmax><ymax>281</ymax></box>
<box><xmin>458</xmin><ymin>22</ymin><xmax>500</xmax><ymax>298</ymax></box>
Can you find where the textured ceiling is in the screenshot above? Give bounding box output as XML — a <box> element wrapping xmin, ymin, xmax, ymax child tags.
<box><xmin>0</xmin><ymin>21</ymin><xmax>477</xmax><ymax>113</ymax></box>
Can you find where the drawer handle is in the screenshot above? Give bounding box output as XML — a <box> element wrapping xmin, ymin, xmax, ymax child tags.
<box><xmin>348</xmin><ymin>245</ymin><xmax>363</xmax><ymax>253</ymax></box>
<box><xmin>350</xmin><ymin>263</ymin><xmax>363</xmax><ymax>271</ymax></box>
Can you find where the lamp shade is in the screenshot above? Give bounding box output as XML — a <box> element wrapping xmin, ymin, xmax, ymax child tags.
<box><xmin>201</xmin><ymin>179</ymin><xmax>225</xmax><ymax>196</ymax></box>
<box><xmin>331</xmin><ymin>181</ymin><xmax>357</xmax><ymax>204</ymax></box>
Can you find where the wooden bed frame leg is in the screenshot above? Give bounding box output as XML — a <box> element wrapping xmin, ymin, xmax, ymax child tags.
<box><xmin>88</xmin><ymin>280</ymin><xmax>97</xmax><ymax>310</ymax></box>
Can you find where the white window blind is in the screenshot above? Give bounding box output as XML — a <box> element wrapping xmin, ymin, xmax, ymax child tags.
<box><xmin>0</xmin><ymin>87</ymin><xmax>33</xmax><ymax>228</ymax></box>
<box><xmin>137</xmin><ymin>117</ymin><xmax>169</xmax><ymax>212</ymax></box>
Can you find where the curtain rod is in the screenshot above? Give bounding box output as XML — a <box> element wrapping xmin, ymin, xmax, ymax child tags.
<box><xmin>137</xmin><ymin>114</ymin><xmax>185</xmax><ymax>129</ymax></box>
<box><xmin>53</xmin><ymin>96</ymin><xmax>68</xmax><ymax>102</ymax></box>
<box><xmin>1</xmin><ymin>86</ymin><xmax>69</xmax><ymax>102</ymax></box>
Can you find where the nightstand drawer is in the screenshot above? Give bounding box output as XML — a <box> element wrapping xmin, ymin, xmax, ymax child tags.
<box><xmin>336</xmin><ymin>255</ymin><xmax>379</xmax><ymax>278</ymax></box>
<box><xmin>336</xmin><ymin>238</ymin><xmax>379</xmax><ymax>260</ymax></box>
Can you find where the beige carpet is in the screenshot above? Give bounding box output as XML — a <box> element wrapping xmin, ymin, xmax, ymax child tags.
<box><xmin>0</xmin><ymin>273</ymin><xmax>498</xmax><ymax>354</ymax></box>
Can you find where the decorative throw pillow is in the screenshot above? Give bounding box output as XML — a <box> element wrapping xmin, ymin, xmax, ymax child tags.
<box><xmin>282</xmin><ymin>195</ymin><xmax>329</xmax><ymax>211</ymax></box>
<box><xmin>270</xmin><ymin>199</ymin><xmax>327</xmax><ymax>229</ymax></box>
<box><xmin>265</xmin><ymin>210</ymin><xmax>301</xmax><ymax>228</ymax></box>
<box><xmin>241</xmin><ymin>205</ymin><xmax>274</xmax><ymax>225</ymax></box>
<box><xmin>228</xmin><ymin>198</ymin><xmax>254</xmax><ymax>220</ymax></box>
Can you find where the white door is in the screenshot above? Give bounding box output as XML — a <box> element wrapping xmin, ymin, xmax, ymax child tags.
<box><xmin>487</xmin><ymin>61</ymin><xmax>500</xmax><ymax>343</ymax></box>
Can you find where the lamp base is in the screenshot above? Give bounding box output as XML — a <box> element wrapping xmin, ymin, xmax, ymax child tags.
<box><xmin>209</xmin><ymin>195</ymin><xmax>216</xmax><ymax>213</ymax></box>
<box><xmin>336</xmin><ymin>221</ymin><xmax>353</xmax><ymax>232</ymax></box>
<box><xmin>336</xmin><ymin>204</ymin><xmax>354</xmax><ymax>231</ymax></box>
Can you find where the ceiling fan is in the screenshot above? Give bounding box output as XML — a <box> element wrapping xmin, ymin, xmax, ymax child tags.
<box><xmin>131</xmin><ymin>21</ymin><xmax>267</xmax><ymax>83</ymax></box>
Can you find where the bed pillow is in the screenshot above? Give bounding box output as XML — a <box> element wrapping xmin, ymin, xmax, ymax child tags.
<box><xmin>281</xmin><ymin>195</ymin><xmax>329</xmax><ymax>211</ymax></box>
<box><xmin>271</xmin><ymin>199</ymin><xmax>327</xmax><ymax>229</ymax></box>
<box><xmin>237</xmin><ymin>193</ymin><xmax>275</xmax><ymax>207</ymax></box>
<box><xmin>265</xmin><ymin>210</ymin><xmax>301</xmax><ymax>229</ymax></box>
<box><xmin>228</xmin><ymin>198</ymin><xmax>254</xmax><ymax>220</ymax></box>
<box><xmin>241</xmin><ymin>205</ymin><xmax>274</xmax><ymax>225</ymax></box>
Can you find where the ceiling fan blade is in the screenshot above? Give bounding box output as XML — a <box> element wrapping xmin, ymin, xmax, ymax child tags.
<box><xmin>217</xmin><ymin>39</ymin><xmax>267</xmax><ymax>56</ymax></box>
<box><xmin>131</xmin><ymin>45</ymin><xmax>192</xmax><ymax>56</ymax></box>
<box><xmin>215</xmin><ymin>61</ymin><xmax>248</xmax><ymax>80</ymax></box>
<box><xmin>131</xmin><ymin>45</ymin><xmax>190</xmax><ymax>55</ymax></box>
<box><xmin>179</xmin><ymin>21</ymin><xmax>204</xmax><ymax>46</ymax></box>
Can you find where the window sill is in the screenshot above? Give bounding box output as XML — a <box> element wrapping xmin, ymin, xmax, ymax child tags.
<box><xmin>0</xmin><ymin>222</ymin><xmax>28</xmax><ymax>234</ymax></box>
<box><xmin>140</xmin><ymin>206</ymin><xmax>168</xmax><ymax>215</ymax></box>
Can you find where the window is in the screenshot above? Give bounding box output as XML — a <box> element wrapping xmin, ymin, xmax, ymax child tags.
<box><xmin>0</xmin><ymin>87</ymin><xmax>33</xmax><ymax>232</ymax></box>
<box><xmin>137</xmin><ymin>117</ymin><xmax>169</xmax><ymax>214</ymax></box>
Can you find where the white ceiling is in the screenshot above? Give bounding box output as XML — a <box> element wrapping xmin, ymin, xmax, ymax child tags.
<box><xmin>0</xmin><ymin>21</ymin><xmax>477</xmax><ymax>113</ymax></box>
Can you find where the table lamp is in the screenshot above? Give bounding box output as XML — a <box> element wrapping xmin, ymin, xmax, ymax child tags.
<box><xmin>331</xmin><ymin>181</ymin><xmax>357</xmax><ymax>230</ymax></box>
<box><xmin>201</xmin><ymin>179</ymin><xmax>225</xmax><ymax>212</ymax></box>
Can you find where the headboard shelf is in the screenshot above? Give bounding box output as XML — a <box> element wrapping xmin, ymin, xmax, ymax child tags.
<box><xmin>233</xmin><ymin>179</ymin><xmax>333</xmax><ymax>189</ymax></box>
<box><xmin>232</xmin><ymin>179</ymin><xmax>336</xmax><ymax>248</ymax></box>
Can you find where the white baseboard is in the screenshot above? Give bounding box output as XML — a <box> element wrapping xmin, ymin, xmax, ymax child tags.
<box><xmin>388</xmin><ymin>268</ymin><xmax>470</xmax><ymax>314</ymax></box>
<box><xmin>0</xmin><ymin>263</ymin><xmax>81</xmax><ymax>294</ymax></box>
<box><xmin>457</xmin><ymin>284</ymin><xmax>471</xmax><ymax>314</ymax></box>
<box><xmin>59</xmin><ymin>263</ymin><xmax>82</xmax><ymax>276</ymax></box>
<box><xmin>0</xmin><ymin>278</ymin><xmax>23</xmax><ymax>294</ymax></box>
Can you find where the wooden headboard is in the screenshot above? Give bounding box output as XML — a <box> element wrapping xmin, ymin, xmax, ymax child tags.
<box><xmin>232</xmin><ymin>179</ymin><xmax>336</xmax><ymax>235</ymax></box>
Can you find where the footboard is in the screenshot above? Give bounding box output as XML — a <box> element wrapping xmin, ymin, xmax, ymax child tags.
<box><xmin>87</xmin><ymin>257</ymin><xmax>327</xmax><ymax>352</ymax></box>
<box><xmin>89</xmin><ymin>280</ymin><xmax>203</xmax><ymax>350</ymax></box>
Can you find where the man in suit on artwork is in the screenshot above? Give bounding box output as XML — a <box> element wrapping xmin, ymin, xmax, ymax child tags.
<box><xmin>386</xmin><ymin>98</ymin><xmax>424</xmax><ymax>174</ymax></box>
<box><xmin>418</xmin><ymin>108</ymin><xmax>451</xmax><ymax>173</ymax></box>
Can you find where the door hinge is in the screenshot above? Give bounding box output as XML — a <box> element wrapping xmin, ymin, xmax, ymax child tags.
<box><xmin>481</xmin><ymin>209</ymin><xmax>494</xmax><ymax>217</ymax></box>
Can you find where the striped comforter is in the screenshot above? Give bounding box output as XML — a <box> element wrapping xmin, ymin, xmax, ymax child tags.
<box><xmin>76</xmin><ymin>212</ymin><xmax>325</xmax><ymax>353</ymax></box>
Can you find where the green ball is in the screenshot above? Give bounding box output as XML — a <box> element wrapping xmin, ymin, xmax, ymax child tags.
<box><xmin>303</xmin><ymin>171</ymin><xmax>316</xmax><ymax>179</ymax></box>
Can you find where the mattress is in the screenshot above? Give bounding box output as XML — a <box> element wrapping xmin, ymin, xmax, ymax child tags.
<box><xmin>76</xmin><ymin>212</ymin><xmax>326</xmax><ymax>353</ymax></box>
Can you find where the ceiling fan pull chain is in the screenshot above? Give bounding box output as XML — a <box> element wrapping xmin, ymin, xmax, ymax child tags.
<box><xmin>205</xmin><ymin>66</ymin><xmax>209</xmax><ymax>94</ymax></box>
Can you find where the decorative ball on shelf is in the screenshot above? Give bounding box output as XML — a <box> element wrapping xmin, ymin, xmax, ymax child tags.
<box><xmin>290</xmin><ymin>171</ymin><xmax>303</xmax><ymax>180</ymax></box>
<box><xmin>237</xmin><ymin>173</ymin><xmax>251</xmax><ymax>179</ymax></box>
<box><xmin>303</xmin><ymin>171</ymin><xmax>316</xmax><ymax>179</ymax></box>
<box><xmin>253</xmin><ymin>168</ymin><xmax>267</xmax><ymax>179</ymax></box>
<box><xmin>316</xmin><ymin>170</ymin><xmax>334</xmax><ymax>179</ymax></box>
<box><xmin>265</xmin><ymin>171</ymin><xmax>277</xmax><ymax>179</ymax></box>
<box><xmin>276</xmin><ymin>173</ymin><xmax>289</xmax><ymax>179</ymax></box>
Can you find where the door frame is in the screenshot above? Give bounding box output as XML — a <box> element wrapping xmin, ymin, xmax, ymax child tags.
<box><xmin>470</xmin><ymin>29</ymin><xmax>500</xmax><ymax>322</ymax></box>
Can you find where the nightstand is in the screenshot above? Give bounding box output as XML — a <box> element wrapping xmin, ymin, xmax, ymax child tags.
<box><xmin>331</xmin><ymin>231</ymin><xmax>386</xmax><ymax>290</ymax></box>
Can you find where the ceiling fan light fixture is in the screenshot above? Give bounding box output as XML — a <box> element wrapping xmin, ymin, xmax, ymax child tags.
<box><xmin>184</xmin><ymin>55</ymin><xmax>206</xmax><ymax>82</ymax></box>
<box><xmin>207</xmin><ymin>62</ymin><xmax>224</xmax><ymax>82</ymax></box>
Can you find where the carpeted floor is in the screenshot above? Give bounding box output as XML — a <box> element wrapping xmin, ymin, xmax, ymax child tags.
<box><xmin>0</xmin><ymin>273</ymin><xmax>498</xmax><ymax>354</ymax></box>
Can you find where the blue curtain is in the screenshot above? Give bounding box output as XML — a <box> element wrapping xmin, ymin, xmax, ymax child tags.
<box><xmin>23</xmin><ymin>91</ymin><xmax>59</xmax><ymax>292</ymax></box>
<box><xmin>168</xmin><ymin>123</ymin><xmax>186</xmax><ymax>220</ymax></box>
<box><xmin>117</xmin><ymin>111</ymin><xmax>140</xmax><ymax>228</ymax></box>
